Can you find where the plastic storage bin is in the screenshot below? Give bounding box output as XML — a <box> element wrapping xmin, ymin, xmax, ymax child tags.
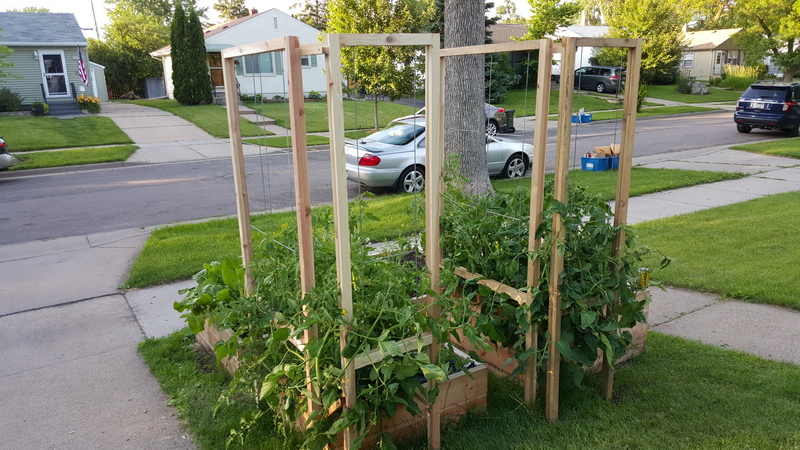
<box><xmin>581</xmin><ymin>113</ymin><xmax>592</xmax><ymax>123</ymax></box>
<box><xmin>581</xmin><ymin>156</ymin><xmax>620</xmax><ymax>171</ymax></box>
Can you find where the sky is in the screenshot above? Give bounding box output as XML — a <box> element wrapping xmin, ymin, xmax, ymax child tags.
<box><xmin>8</xmin><ymin>0</ymin><xmax>532</xmax><ymax>40</ymax></box>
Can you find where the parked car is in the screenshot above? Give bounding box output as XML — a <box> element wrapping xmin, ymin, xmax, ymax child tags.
<box><xmin>345</xmin><ymin>118</ymin><xmax>533</xmax><ymax>193</ymax></box>
<box><xmin>734</xmin><ymin>81</ymin><xmax>800</xmax><ymax>136</ymax></box>
<box><xmin>574</xmin><ymin>66</ymin><xmax>625</xmax><ymax>93</ymax></box>
<box><xmin>0</xmin><ymin>137</ymin><xmax>18</xmax><ymax>171</ymax></box>
<box><xmin>397</xmin><ymin>103</ymin><xmax>512</xmax><ymax>136</ymax></box>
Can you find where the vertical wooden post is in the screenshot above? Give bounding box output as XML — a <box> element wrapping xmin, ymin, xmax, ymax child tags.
<box><xmin>222</xmin><ymin>51</ymin><xmax>255</xmax><ymax>294</ymax></box>
<box><xmin>525</xmin><ymin>38</ymin><xmax>553</xmax><ymax>406</ymax></box>
<box><xmin>546</xmin><ymin>36</ymin><xmax>576</xmax><ymax>422</ymax></box>
<box><xmin>323</xmin><ymin>33</ymin><xmax>356</xmax><ymax>449</ymax></box>
<box><xmin>284</xmin><ymin>36</ymin><xmax>321</xmax><ymax>417</ymax></box>
<box><xmin>600</xmin><ymin>40</ymin><xmax>643</xmax><ymax>400</ymax></box>
<box><xmin>425</xmin><ymin>35</ymin><xmax>443</xmax><ymax>450</ymax></box>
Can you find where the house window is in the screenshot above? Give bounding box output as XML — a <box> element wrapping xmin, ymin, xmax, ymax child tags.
<box><xmin>243</xmin><ymin>53</ymin><xmax>274</xmax><ymax>74</ymax></box>
<box><xmin>273</xmin><ymin>17</ymin><xmax>278</xmax><ymax>30</ymax></box>
<box><xmin>683</xmin><ymin>52</ymin><xmax>694</xmax><ymax>68</ymax></box>
<box><xmin>301</xmin><ymin>55</ymin><xmax>318</xmax><ymax>68</ymax></box>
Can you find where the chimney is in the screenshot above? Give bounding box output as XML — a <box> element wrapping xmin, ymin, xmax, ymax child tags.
<box><xmin>251</xmin><ymin>8</ymin><xmax>258</xmax><ymax>15</ymax></box>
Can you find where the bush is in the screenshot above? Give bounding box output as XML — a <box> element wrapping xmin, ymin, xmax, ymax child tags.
<box><xmin>306</xmin><ymin>90</ymin><xmax>322</xmax><ymax>99</ymax></box>
<box><xmin>709</xmin><ymin>77</ymin><xmax>723</xmax><ymax>87</ymax></box>
<box><xmin>721</xmin><ymin>64</ymin><xmax>764</xmax><ymax>91</ymax></box>
<box><xmin>675</xmin><ymin>75</ymin><xmax>693</xmax><ymax>94</ymax></box>
<box><xmin>0</xmin><ymin>88</ymin><xmax>23</xmax><ymax>112</ymax></box>
<box><xmin>31</xmin><ymin>102</ymin><xmax>49</xmax><ymax>116</ymax></box>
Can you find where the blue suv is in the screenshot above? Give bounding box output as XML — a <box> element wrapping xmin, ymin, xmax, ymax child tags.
<box><xmin>734</xmin><ymin>81</ymin><xmax>800</xmax><ymax>136</ymax></box>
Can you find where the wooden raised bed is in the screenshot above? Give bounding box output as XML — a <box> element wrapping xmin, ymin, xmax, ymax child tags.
<box><xmin>452</xmin><ymin>290</ymin><xmax>651</xmax><ymax>381</ymax></box>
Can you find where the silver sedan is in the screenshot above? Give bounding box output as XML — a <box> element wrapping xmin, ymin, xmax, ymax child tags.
<box><xmin>0</xmin><ymin>137</ymin><xmax>18</xmax><ymax>171</ymax></box>
<box><xmin>345</xmin><ymin>118</ymin><xmax>533</xmax><ymax>193</ymax></box>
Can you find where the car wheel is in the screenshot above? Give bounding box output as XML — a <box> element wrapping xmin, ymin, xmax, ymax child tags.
<box><xmin>396</xmin><ymin>165</ymin><xmax>425</xmax><ymax>193</ymax></box>
<box><xmin>502</xmin><ymin>153</ymin><xmax>527</xmax><ymax>179</ymax></box>
<box><xmin>486</xmin><ymin>120</ymin><xmax>498</xmax><ymax>136</ymax></box>
<box><xmin>596</xmin><ymin>83</ymin><xmax>606</xmax><ymax>93</ymax></box>
<box><xmin>737</xmin><ymin>124</ymin><xmax>752</xmax><ymax>134</ymax></box>
<box><xmin>787</xmin><ymin>124</ymin><xmax>800</xmax><ymax>137</ymax></box>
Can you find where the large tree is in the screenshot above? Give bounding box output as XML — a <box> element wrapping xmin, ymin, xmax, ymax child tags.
<box><xmin>444</xmin><ymin>0</ymin><xmax>492</xmax><ymax>195</ymax></box>
<box><xmin>594</xmin><ymin>0</ymin><xmax>687</xmax><ymax>85</ymax></box>
<box><xmin>0</xmin><ymin>32</ymin><xmax>13</xmax><ymax>80</ymax></box>
<box><xmin>6</xmin><ymin>7</ymin><xmax>51</xmax><ymax>12</ymax></box>
<box><xmin>496</xmin><ymin>0</ymin><xmax>526</xmax><ymax>23</ymax></box>
<box><xmin>327</xmin><ymin>0</ymin><xmax>433</xmax><ymax>129</ymax></box>
<box><xmin>291</xmin><ymin>0</ymin><xmax>329</xmax><ymax>30</ymax></box>
<box><xmin>522</xmin><ymin>0</ymin><xmax>581</xmax><ymax>40</ymax></box>
<box><xmin>214</xmin><ymin>0</ymin><xmax>249</xmax><ymax>21</ymax></box>
<box><xmin>172</xmin><ymin>4</ymin><xmax>213</xmax><ymax>105</ymax></box>
<box><xmin>735</xmin><ymin>0</ymin><xmax>800</xmax><ymax>81</ymax></box>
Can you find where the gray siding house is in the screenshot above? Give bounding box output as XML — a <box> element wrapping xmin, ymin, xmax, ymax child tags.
<box><xmin>0</xmin><ymin>12</ymin><xmax>108</xmax><ymax>115</ymax></box>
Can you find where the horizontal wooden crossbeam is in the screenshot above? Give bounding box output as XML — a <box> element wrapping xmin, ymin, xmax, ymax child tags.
<box><xmin>452</xmin><ymin>267</ymin><xmax>531</xmax><ymax>305</ymax></box>
<box><xmin>353</xmin><ymin>332</ymin><xmax>434</xmax><ymax>370</ymax></box>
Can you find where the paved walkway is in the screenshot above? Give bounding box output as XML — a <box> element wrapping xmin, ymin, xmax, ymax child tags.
<box><xmin>2</xmin><ymin>101</ymin><xmax>800</xmax><ymax>448</ymax></box>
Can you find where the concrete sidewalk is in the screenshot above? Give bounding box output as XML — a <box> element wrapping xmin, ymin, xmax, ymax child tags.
<box><xmin>2</xmin><ymin>102</ymin><xmax>800</xmax><ymax>448</ymax></box>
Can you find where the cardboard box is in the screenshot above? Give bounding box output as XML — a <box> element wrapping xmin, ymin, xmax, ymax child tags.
<box><xmin>610</xmin><ymin>143</ymin><xmax>621</xmax><ymax>156</ymax></box>
<box><xmin>594</xmin><ymin>146</ymin><xmax>613</xmax><ymax>157</ymax></box>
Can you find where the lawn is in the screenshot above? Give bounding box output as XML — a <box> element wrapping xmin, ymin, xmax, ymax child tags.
<box><xmin>637</xmin><ymin>191</ymin><xmax>800</xmax><ymax>310</ymax></box>
<box><xmin>497</xmin><ymin>89</ymin><xmax>626</xmax><ymax>117</ymax></box>
<box><xmin>243</xmin><ymin>99</ymin><xmax>417</xmax><ymax>132</ymax></box>
<box><xmin>1</xmin><ymin>116</ymin><xmax>133</xmax><ymax>151</ymax></box>
<box><xmin>646</xmin><ymin>84</ymin><xmax>744</xmax><ymax>103</ymax></box>
<box><xmin>120</xmin><ymin>99</ymin><xmax>269</xmax><ymax>138</ymax></box>
<box><xmin>588</xmin><ymin>105</ymin><xmax>719</xmax><ymax>121</ymax></box>
<box><xmin>9</xmin><ymin>145</ymin><xmax>138</xmax><ymax>170</ymax></box>
<box><xmin>730</xmin><ymin>136</ymin><xmax>800</xmax><ymax>158</ymax></box>
<box><xmin>140</xmin><ymin>328</ymin><xmax>800</xmax><ymax>449</ymax></box>
<box><xmin>124</xmin><ymin>168</ymin><xmax>744</xmax><ymax>289</ymax></box>
<box><xmin>243</xmin><ymin>135</ymin><xmax>330</xmax><ymax>148</ymax></box>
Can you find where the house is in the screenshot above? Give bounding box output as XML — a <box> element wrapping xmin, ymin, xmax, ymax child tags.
<box><xmin>552</xmin><ymin>25</ymin><xmax>610</xmax><ymax>70</ymax></box>
<box><xmin>681</xmin><ymin>28</ymin><xmax>744</xmax><ymax>79</ymax></box>
<box><xmin>151</xmin><ymin>9</ymin><xmax>327</xmax><ymax>102</ymax></box>
<box><xmin>0</xmin><ymin>12</ymin><xmax>108</xmax><ymax>115</ymax></box>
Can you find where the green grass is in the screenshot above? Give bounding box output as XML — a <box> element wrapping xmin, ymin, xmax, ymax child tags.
<box><xmin>243</xmin><ymin>135</ymin><xmax>330</xmax><ymax>148</ymax></box>
<box><xmin>730</xmin><ymin>137</ymin><xmax>800</xmax><ymax>158</ymax></box>
<box><xmin>140</xmin><ymin>329</ymin><xmax>800</xmax><ymax>449</ymax></box>
<box><xmin>244</xmin><ymin>99</ymin><xmax>417</xmax><ymax>132</ymax></box>
<box><xmin>637</xmin><ymin>192</ymin><xmax>800</xmax><ymax>310</ymax></box>
<box><xmin>1</xmin><ymin>116</ymin><xmax>133</xmax><ymax>151</ymax></box>
<box><xmin>645</xmin><ymin>84</ymin><xmax>744</xmax><ymax>103</ymax></box>
<box><xmin>138</xmin><ymin>329</ymin><xmax>285</xmax><ymax>449</ymax></box>
<box><xmin>8</xmin><ymin>145</ymin><xmax>138</xmax><ymax>170</ymax></box>
<box><xmin>497</xmin><ymin>89</ymin><xmax>625</xmax><ymax>117</ymax></box>
<box><xmin>587</xmin><ymin>105</ymin><xmax>719</xmax><ymax>121</ymax></box>
<box><xmin>120</xmin><ymin>99</ymin><xmax>269</xmax><ymax>138</ymax></box>
<box><xmin>124</xmin><ymin>168</ymin><xmax>744</xmax><ymax>289</ymax></box>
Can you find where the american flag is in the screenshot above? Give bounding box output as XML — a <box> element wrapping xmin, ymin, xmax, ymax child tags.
<box><xmin>78</xmin><ymin>46</ymin><xmax>89</xmax><ymax>86</ymax></box>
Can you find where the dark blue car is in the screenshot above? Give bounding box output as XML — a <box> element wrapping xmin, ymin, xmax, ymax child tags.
<box><xmin>734</xmin><ymin>81</ymin><xmax>800</xmax><ymax>136</ymax></box>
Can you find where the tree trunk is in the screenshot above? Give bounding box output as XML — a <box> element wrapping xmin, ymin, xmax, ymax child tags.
<box><xmin>444</xmin><ymin>0</ymin><xmax>492</xmax><ymax>195</ymax></box>
<box><xmin>374</xmin><ymin>95</ymin><xmax>380</xmax><ymax>130</ymax></box>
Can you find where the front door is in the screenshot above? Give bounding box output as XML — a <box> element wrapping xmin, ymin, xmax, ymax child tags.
<box><xmin>39</xmin><ymin>51</ymin><xmax>70</xmax><ymax>98</ymax></box>
<box><xmin>713</xmin><ymin>51</ymin><xmax>723</xmax><ymax>75</ymax></box>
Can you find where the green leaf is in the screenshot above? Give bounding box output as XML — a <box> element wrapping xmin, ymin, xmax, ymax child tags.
<box><xmin>580</xmin><ymin>310</ymin><xmax>598</xmax><ymax>329</ymax></box>
<box><xmin>378</xmin><ymin>339</ymin><xmax>403</xmax><ymax>359</ymax></box>
<box><xmin>418</xmin><ymin>363</ymin><xmax>447</xmax><ymax>381</ymax></box>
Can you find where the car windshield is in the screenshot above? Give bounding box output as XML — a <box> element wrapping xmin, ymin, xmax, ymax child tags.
<box><xmin>743</xmin><ymin>86</ymin><xmax>789</xmax><ymax>100</ymax></box>
<box><xmin>366</xmin><ymin>122</ymin><xmax>424</xmax><ymax>145</ymax></box>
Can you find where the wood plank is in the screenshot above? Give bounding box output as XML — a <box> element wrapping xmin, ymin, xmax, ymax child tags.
<box><xmin>575</xmin><ymin>38</ymin><xmax>639</xmax><ymax>49</ymax></box>
<box><xmin>221</xmin><ymin>54</ymin><xmax>255</xmax><ymax>294</ymax></box>
<box><xmin>338</xmin><ymin>33</ymin><xmax>438</xmax><ymax>47</ymax></box>
<box><xmin>285</xmin><ymin>35</ymin><xmax>321</xmax><ymax>418</ymax></box>
<box><xmin>452</xmin><ymin>267</ymin><xmax>532</xmax><ymax>305</ymax></box>
<box><xmin>352</xmin><ymin>333</ymin><xmax>434</xmax><ymax>369</ymax></box>
<box><xmin>525</xmin><ymin>38</ymin><xmax>553</xmax><ymax>406</ymax></box>
<box><xmin>324</xmin><ymin>33</ymin><xmax>356</xmax><ymax>450</ymax></box>
<box><xmin>299</xmin><ymin>43</ymin><xmax>328</xmax><ymax>56</ymax></box>
<box><xmin>546</xmin><ymin>36</ymin><xmax>577</xmax><ymax>422</ymax></box>
<box><xmin>601</xmin><ymin>40</ymin><xmax>643</xmax><ymax>400</ymax></box>
<box><xmin>425</xmin><ymin>37</ymin><xmax>443</xmax><ymax>450</ymax></box>
<box><xmin>221</xmin><ymin>36</ymin><xmax>288</xmax><ymax>58</ymax></box>
<box><xmin>439</xmin><ymin>40</ymin><xmax>543</xmax><ymax>57</ymax></box>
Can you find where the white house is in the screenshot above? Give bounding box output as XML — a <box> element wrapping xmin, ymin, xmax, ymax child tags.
<box><xmin>551</xmin><ymin>25</ymin><xmax>611</xmax><ymax>73</ymax></box>
<box><xmin>151</xmin><ymin>9</ymin><xmax>327</xmax><ymax>101</ymax></box>
<box><xmin>681</xmin><ymin>28</ymin><xmax>744</xmax><ymax>79</ymax></box>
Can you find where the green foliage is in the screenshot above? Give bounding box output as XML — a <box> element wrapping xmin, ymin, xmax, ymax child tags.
<box><xmin>6</xmin><ymin>6</ymin><xmax>51</xmax><ymax>12</ymax></box>
<box><xmin>307</xmin><ymin>90</ymin><xmax>323</xmax><ymax>99</ymax></box>
<box><xmin>522</xmin><ymin>0</ymin><xmax>581</xmax><ymax>39</ymax></box>
<box><xmin>175</xmin><ymin>207</ymin><xmax>470</xmax><ymax>448</ymax></box>
<box><xmin>595</xmin><ymin>0</ymin><xmax>686</xmax><ymax>85</ymax></box>
<box><xmin>495</xmin><ymin>0</ymin><xmax>526</xmax><ymax>23</ymax></box>
<box><xmin>76</xmin><ymin>94</ymin><xmax>102</xmax><ymax>114</ymax></box>
<box><xmin>735</xmin><ymin>0</ymin><xmax>800</xmax><ymax>80</ymax></box>
<box><xmin>485</xmin><ymin>52</ymin><xmax>516</xmax><ymax>103</ymax></box>
<box><xmin>720</xmin><ymin>64</ymin><xmax>764</xmax><ymax>90</ymax></box>
<box><xmin>675</xmin><ymin>74</ymin><xmax>693</xmax><ymax>94</ymax></box>
<box><xmin>292</xmin><ymin>0</ymin><xmax>329</xmax><ymax>30</ymax></box>
<box><xmin>327</xmin><ymin>0</ymin><xmax>433</xmax><ymax>124</ymax></box>
<box><xmin>0</xmin><ymin>34</ymin><xmax>15</xmax><ymax>79</ymax></box>
<box><xmin>213</xmin><ymin>0</ymin><xmax>249</xmax><ymax>20</ymax></box>
<box><xmin>440</xmin><ymin>175</ymin><xmax>661</xmax><ymax>384</ymax></box>
<box><xmin>0</xmin><ymin>87</ymin><xmax>23</xmax><ymax>112</ymax></box>
<box><xmin>171</xmin><ymin>5</ymin><xmax>213</xmax><ymax>105</ymax></box>
<box><xmin>31</xmin><ymin>102</ymin><xmax>48</xmax><ymax>116</ymax></box>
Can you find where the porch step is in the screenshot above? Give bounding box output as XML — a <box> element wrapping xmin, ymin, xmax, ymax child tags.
<box><xmin>47</xmin><ymin>100</ymin><xmax>82</xmax><ymax>116</ymax></box>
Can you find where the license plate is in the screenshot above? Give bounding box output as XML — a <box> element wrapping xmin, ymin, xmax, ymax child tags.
<box><xmin>752</xmin><ymin>101</ymin><xmax>765</xmax><ymax>109</ymax></box>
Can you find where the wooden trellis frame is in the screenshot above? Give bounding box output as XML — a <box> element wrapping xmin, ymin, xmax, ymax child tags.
<box><xmin>221</xmin><ymin>31</ymin><xmax>642</xmax><ymax>449</ymax></box>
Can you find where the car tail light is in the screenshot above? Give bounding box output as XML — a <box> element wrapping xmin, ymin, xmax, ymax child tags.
<box><xmin>496</xmin><ymin>108</ymin><xmax>505</xmax><ymax>113</ymax></box>
<box><xmin>0</xmin><ymin>138</ymin><xmax>6</xmax><ymax>149</ymax></box>
<box><xmin>358</xmin><ymin>153</ymin><xmax>381</xmax><ymax>166</ymax></box>
<box><xmin>609</xmin><ymin>76</ymin><xmax>619</xmax><ymax>80</ymax></box>
<box><xmin>783</xmin><ymin>101</ymin><xmax>796</xmax><ymax>112</ymax></box>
